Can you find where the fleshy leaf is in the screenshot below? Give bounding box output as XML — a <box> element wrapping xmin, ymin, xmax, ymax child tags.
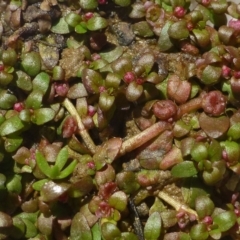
<box><xmin>0</xmin><ymin>115</ymin><xmax>25</xmax><ymax>136</ymax></box>
<box><xmin>171</xmin><ymin>161</ymin><xmax>198</xmax><ymax>178</ymax></box>
<box><xmin>22</xmin><ymin>218</ymin><xmax>38</xmax><ymax>238</ymax></box>
<box><xmin>36</xmin><ymin>151</ymin><xmax>52</xmax><ymax>178</ymax></box>
<box><xmin>25</xmin><ymin>90</ymin><xmax>44</xmax><ymax>109</ymax></box>
<box><xmin>57</xmin><ymin>159</ymin><xmax>77</xmax><ymax>179</ymax></box>
<box><xmin>32</xmin><ymin>72</ymin><xmax>50</xmax><ymax>94</ymax></box>
<box><xmin>100</xmin><ymin>46</ymin><xmax>123</xmax><ymax>63</ymax></box>
<box><xmin>101</xmin><ymin>222</ymin><xmax>121</xmax><ymax>240</ymax></box>
<box><xmin>40</xmin><ymin>181</ymin><xmax>70</xmax><ymax>202</ymax></box>
<box><xmin>70</xmin><ymin>212</ymin><xmax>92</xmax><ymax>240</ymax></box>
<box><xmin>199</xmin><ymin>112</ymin><xmax>230</xmax><ymax>138</ymax></box>
<box><xmin>32</xmin><ymin>179</ymin><xmax>49</xmax><ymax>191</ymax></box>
<box><xmin>82</xmin><ymin>68</ymin><xmax>103</xmax><ymax>94</ymax></box>
<box><xmin>213</xmin><ymin>211</ymin><xmax>237</xmax><ymax>232</ymax></box>
<box><xmin>168</xmin><ymin>20</ymin><xmax>189</xmax><ymax>39</ymax></box>
<box><xmin>75</xmin><ymin>23</ymin><xmax>88</xmax><ymax>34</ymax></box>
<box><xmin>51</xmin><ymin>17</ymin><xmax>72</xmax><ymax>34</ymax></box>
<box><xmin>0</xmin><ymin>90</ymin><xmax>17</xmax><ymax>109</ymax></box>
<box><xmin>55</xmin><ymin>146</ymin><xmax>69</xmax><ymax>171</ymax></box>
<box><xmin>87</xmin><ymin>17</ymin><xmax>108</xmax><ymax>31</ymax></box>
<box><xmin>99</xmin><ymin>92</ymin><xmax>115</xmax><ymax>111</ymax></box>
<box><xmin>93</xmin><ymin>138</ymin><xmax>122</xmax><ymax>170</ymax></box>
<box><xmin>91</xmin><ymin>222</ymin><xmax>101</xmax><ymax>240</ymax></box>
<box><xmin>4</xmin><ymin>135</ymin><xmax>23</xmax><ymax>152</ymax></box>
<box><xmin>200</xmin><ymin>65</ymin><xmax>222</xmax><ymax>85</ymax></box>
<box><xmin>144</xmin><ymin>212</ymin><xmax>162</xmax><ymax>240</ymax></box>
<box><xmin>31</xmin><ymin>108</ymin><xmax>55</xmax><ymax>125</ymax></box>
<box><xmin>158</xmin><ymin>20</ymin><xmax>174</xmax><ymax>51</ymax></box>
<box><xmin>108</xmin><ymin>191</ymin><xmax>128</xmax><ymax>212</ymax></box>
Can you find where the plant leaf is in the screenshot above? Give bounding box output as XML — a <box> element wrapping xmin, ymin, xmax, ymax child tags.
<box><xmin>32</xmin><ymin>179</ymin><xmax>49</xmax><ymax>191</ymax></box>
<box><xmin>91</xmin><ymin>222</ymin><xmax>101</xmax><ymax>240</ymax></box>
<box><xmin>213</xmin><ymin>211</ymin><xmax>237</xmax><ymax>232</ymax></box>
<box><xmin>199</xmin><ymin>112</ymin><xmax>230</xmax><ymax>139</ymax></box>
<box><xmin>70</xmin><ymin>212</ymin><xmax>92</xmax><ymax>240</ymax></box>
<box><xmin>57</xmin><ymin>159</ymin><xmax>77</xmax><ymax>179</ymax></box>
<box><xmin>25</xmin><ymin>90</ymin><xmax>44</xmax><ymax>109</ymax></box>
<box><xmin>55</xmin><ymin>146</ymin><xmax>69</xmax><ymax>171</ymax></box>
<box><xmin>75</xmin><ymin>23</ymin><xmax>88</xmax><ymax>34</ymax></box>
<box><xmin>171</xmin><ymin>161</ymin><xmax>198</xmax><ymax>178</ymax></box>
<box><xmin>0</xmin><ymin>115</ymin><xmax>25</xmax><ymax>136</ymax></box>
<box><xmin>51</xmin><ymin>17</ymin><xmax>72</xmax><ymax>34</ymax></box>
<box><xmin>32</xmin><ymin>72</ymin><xmax>50</xmax><ymax>94</ymax></box>
<box><xmin>36</xmin><ymin>151</ymin><xmax>52</xmax><ymax>179</ymax></box>
<box><xmin>144</xmin><ymin>212</ymin><xmax>162</xmax><ymax>240</ymax></box>
<box><xmin>31</xmin><ymin>108</ymin><xmax>55</xmax><ymax>125</ymax></box>
<box><xmin>87</xmin><ymin>17</ymin><xmax>108</xmax><ymax>31</ymax></box>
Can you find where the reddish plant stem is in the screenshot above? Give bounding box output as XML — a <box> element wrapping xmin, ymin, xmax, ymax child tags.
<box><xmin>177</xmin><ymin>97</ymin><xmax>202</xmax><ymax>119</ymax></box>
<box><xmin>119</xmin><ymin>121</ymin><xmax>171</xmax><ymax>156</ymax></box>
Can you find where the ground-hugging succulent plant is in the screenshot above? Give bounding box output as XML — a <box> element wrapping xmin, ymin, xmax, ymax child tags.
<box><xmin>1</xmin><ymin>0</ymin><xmax>240</xmax><ymax>239</ymax></box>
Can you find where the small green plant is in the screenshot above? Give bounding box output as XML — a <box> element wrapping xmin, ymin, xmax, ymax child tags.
<box><xmin>33</xmin><ymin>147</ymin><xmax>77</xmax><ymax>190</ymax></box>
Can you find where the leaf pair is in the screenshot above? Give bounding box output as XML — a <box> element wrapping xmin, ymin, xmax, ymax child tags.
<box><xmin>36</xmin><ymin>147</ymin><xmax>77</xmax><ymax>180</ymax></box>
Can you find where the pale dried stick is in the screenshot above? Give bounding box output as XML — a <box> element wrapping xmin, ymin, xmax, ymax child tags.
<box><xmin>119</xmin><ymin>121</ymin><xmax>171</xmax><ymax>156</ymax></box>
<box><xmin>63</xmin><ymin>98</ymin><xmax>96</xmax><ymax>154</ymax></box>
<box><xmin>158</xmin><ymin>191</ymin><xmax>198</xmax><ymax>220</ymax></box>
<box><xmin>177</xmin><ymin>97</ymin><xmax>202</xmax><ymax>119</ymax></box>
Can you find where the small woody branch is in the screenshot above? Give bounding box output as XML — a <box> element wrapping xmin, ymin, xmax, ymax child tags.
<box><xmin>158</xmin><ymin>191</ymin><xmax>199</xmax><ymax>220</ymax></box>
<box><xmin>63</xmin><ymin>98</ymin><xmax>96</xmax><ymax>155</ymax></box>
<box><xmin>119</xmin><ymin>121</ymin><xmax>171</xmax><ymax>156</ymax></box>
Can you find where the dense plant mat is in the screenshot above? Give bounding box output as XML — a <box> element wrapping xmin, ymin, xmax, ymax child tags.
<box><xmin>1</xmin><ymin>0</ymin><xmax>240</xmax><ymax>239</ymax></box>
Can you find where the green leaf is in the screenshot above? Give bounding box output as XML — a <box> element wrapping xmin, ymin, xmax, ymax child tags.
<box><xmin>57</xmin><ymin>160</ymin><xmax>77</xmax><ymax>179</ymax></box>
<box><xmin>16</xmin><ymin>211</ymin><xmax>38</xmax><ymax>223</ymax></box>
<box><xmin>6</xmin><ymin>174</ymin><xmax>22</xmax><ymax>194</ymax></box>
<box><xmin>113</xmin><ymin>0</ymin><xmax>131</xmax><ymax>7</ymax></box>
<box><xmin>213</xmin><ymin>211</ymin><xmax>237</xmax><ymax>232</ymax></box>
<box><xmin>126</xmin><ymin>81</ymin><xmax>143</xmax><ymax>102</ymax></box>
<box><xmin>0</xmin><ymin>115</ymin><xmax>25</xmax><ymax>136</ymax></box>
<box><xmin>200</xmin><ymin>65</ymin><xmax>222</xmax><ymax>85</ymax></box>
<box><xmin>100</xmin><ymin>46</ymin><xmax>123</xmax><ymax>63</ymax></box>
<box><xmin>25</xmin><ymin>90</ymin><xmax>44</xmax><ymax>109</ymax></box>
<box><xmin>70</xmin><ymin>212</ymin><xmax>92</xmax><ymax>240</ymax></box>
<box><xmin>171</xmin><ymin>161</ymin><xmax>198</xmax><ymax>178</ymax></box>
<box><xmin>99</xmin><ymin>92</ymin><xmax>115</xmax><ymax>111</ymax></box>
<box><xmin>10</xmin><ymin>217</ymin><xmax>26</xmax><ymax>239</ymax></box>
<box><xmin>75</xmin><ymin>23</ymin><xmax>88</xmax><ymax>34</ymax></box>
<box><xmin>158</xmin><ymin>20</ymin><xmax>174</xmax><ymax>51</ymax></box>
<box><xmin>49</xmin><ymin>165</ymin><xmax>60</xmax><ymax>179</ymax></box>
<box><xmin>36</xmin><ymin>151</ymin><xmax>52</xmax><ymax>179</ymax></box>
<box><xmin>0</xmin><ymin>90</ymin><xmax>17</xmax><ymax>109</ymax></box>
<box><xmin>65</xmin><ymin>12</ymin><xmax>82</xmax><ymax>27</ymax></box>
<box><xmin>4</xmin><ymin>135</ymin><xmax>23</xmax><ymax>152</ymax></box>
<box><xmin>22</xmin><ymin>218</ymin><xmax>38</xmax><ymax>239</ymax></box>
<box><xmin>32</xmin><ymin>179</ymin><xmax>49</xmax><ymax>191</ymax></box>
<box><xmin>168</xmin><ymin>20</ymin><xmax>189</xmax><ymax>40</ymax></box>
<box><xmin>32</xmin><ymin>72</ymin><xmax>50</xmax><ymax>94</ymax></box>
<box><xmin>79</xmin><ymin>0</ymin><xmax>98</xmax><ymax>10</ymax></box>
<box><xmin>101</xmin><ymin>222</ymin><xmax>121</xmax><ymax>240</ymax></box>
<box><xmin>31</xmin><ymin>108</ymin><xmax>55</xmax><ymax>125</ymax></box>
<box><xmin>82</xmin><ymin>68</ymin><xmax>103</xmax><ymax>94</ymax></box>
<box><xmin>21</xmin><ymin>52</ymin><xmax>41</xmax><ymax>77</ymax></box>
<box><xmin>144</xmin><ymin>212</ymin><xmax>162</xmax><ymax>240</ymax></box>
<box><xmin>91</xmin><ymin>222</ymin><xmax>101</xmax><ymax>240</ymax></box>
<box><xmin>121</xmin><ymin>232</ymin><xmax>139</xmax><ymax>240</ymax></box>
<box><xmin>51</xmin><ymin>17</ymin><xmax>72</xmax><ymax>34</ymax></box>
<box><xmin>108</xmin><ymin>191</ymin><xmax>128</xmax><ymax>211</ymax></box>
<box><xmin>190</xmin><ymin>223</ymin><xmax>209</xmax><ymax>240</ymax></box>
<box><xmin>87</xmin><ymin>17</ymin><xmax>108</xmax><ymax>31</ymax></box>
<box><xmin>55</xmin><ymin>146</ymin><xmax>69</xmax><ymax>171</ymax></box>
